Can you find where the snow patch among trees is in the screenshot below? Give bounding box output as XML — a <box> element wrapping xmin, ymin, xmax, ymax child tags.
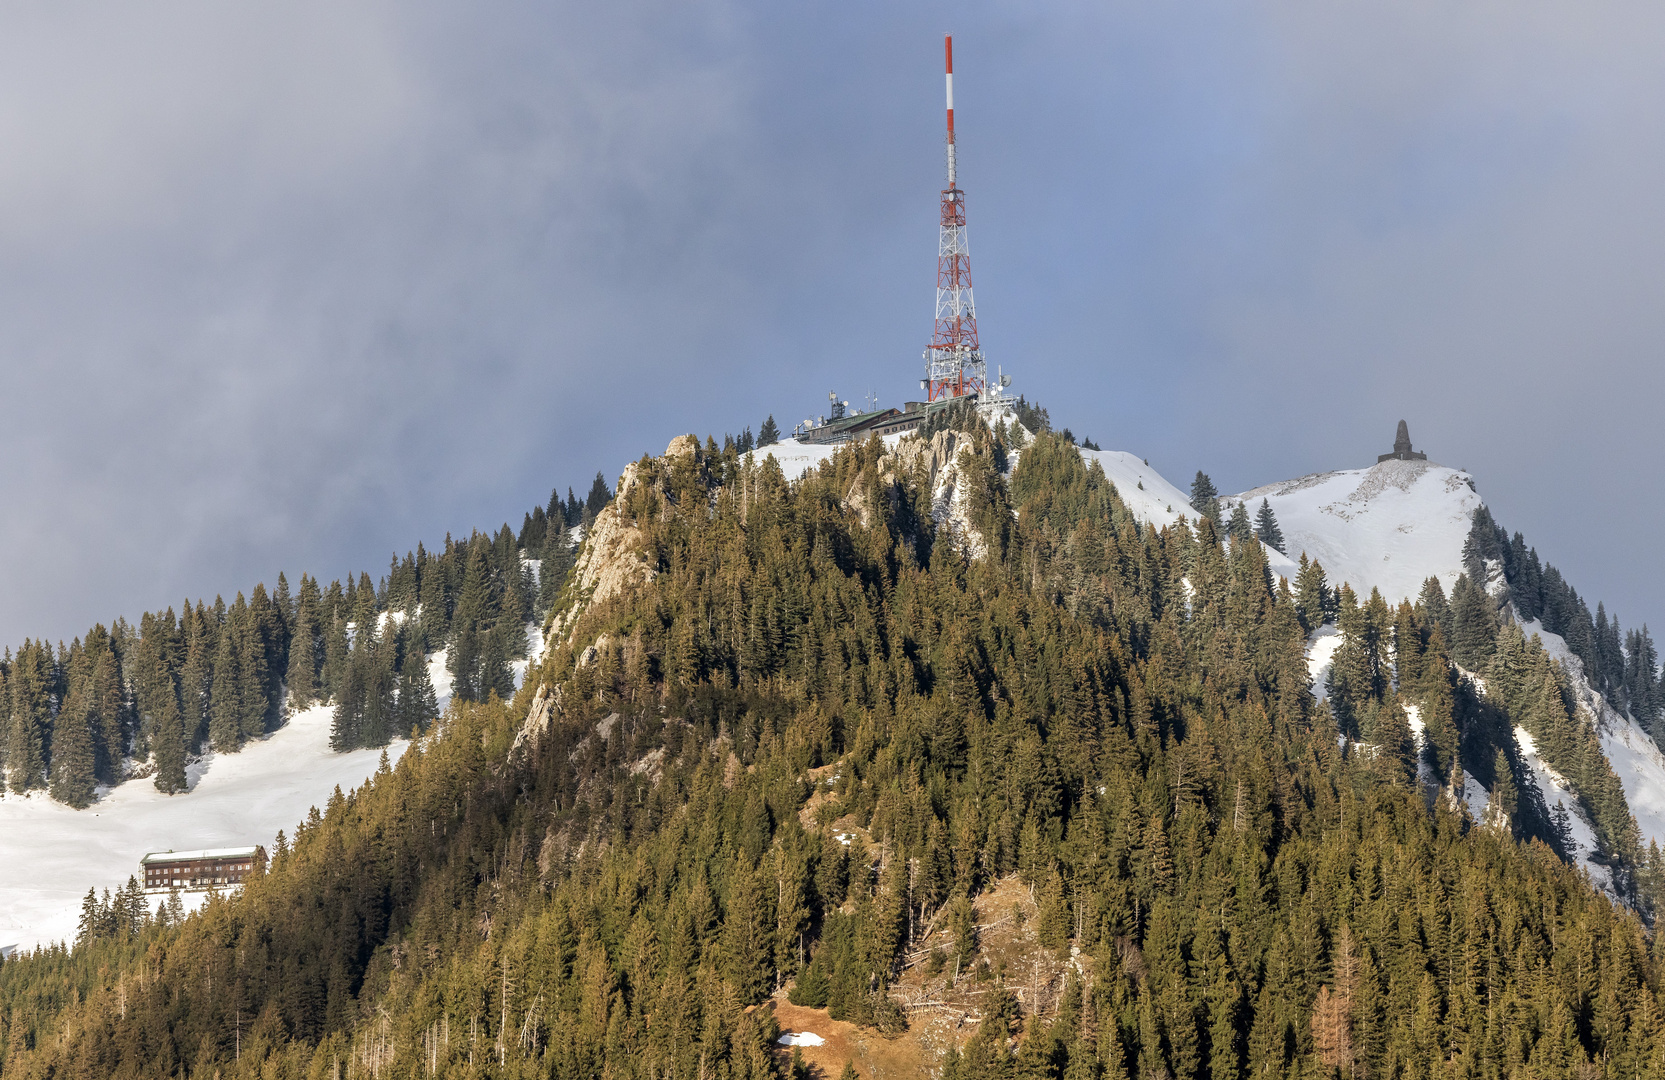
<box><xmin>0</xmin><ymin>703</ymin><xmax>408</xmax><ymax>953</ymax></box>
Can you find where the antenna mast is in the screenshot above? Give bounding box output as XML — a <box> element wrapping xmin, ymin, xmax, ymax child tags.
<box><xmin>923</xmin><ymin>34</ymin><xmax>986</xmax><ymax>402</ymax></box>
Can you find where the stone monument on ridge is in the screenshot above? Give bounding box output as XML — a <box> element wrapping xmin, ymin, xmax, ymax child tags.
<box><xmin>1378</xmin><ymin>420</ymin><xmax>1428</xmax><ymax>463</ymax></box>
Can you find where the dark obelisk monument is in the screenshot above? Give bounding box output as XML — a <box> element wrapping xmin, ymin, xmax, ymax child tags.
<box><xmin>1378</xmin><ymin>420</ymin><xmax>1428</xmax><ymax>463</ymax></box>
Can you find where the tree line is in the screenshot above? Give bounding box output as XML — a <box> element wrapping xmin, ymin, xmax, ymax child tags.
<box><xmin>0</xmin><ymin>472</ymin><xmax>615</xmax><ymax>806</ymax></box>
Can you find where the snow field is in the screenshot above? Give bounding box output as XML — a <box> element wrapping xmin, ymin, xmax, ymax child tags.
<box><xmin>1077</xmin><ymin>449</ymin><xmax>1192</xmax><ymax>530</ymax></box>
<box><xmin>1305</xmin><ymin>626</ymin><xmax>1344</xmax><ymax>702</ymax></box>
<box><xmin>0</xmin><ymin>575</ymin><xmax>548</xmax><ymax>953</ymax></box>
<box><xmin>1456</xmin><ymin>770</ymin><xmax>1490</xmax><ymax>822</ymax></box>
<box><xmin>428</xmin><ymin>648</ymin><xmax>455</xmax><ymax>710</ymax></box>
<box><xmin>0</xmin><ymin>703</ymin><xmax>409</xmax><ymax>953</ymax></box>
<box><xmin>747</xmin><ymin>438</ymin><xmax>859</xmax><ymax>483</ymax></box>
<box><xmin>1230</xmin><ymin>459</ymin><xmax>1481</xmax><ymax>608</ymax></box>
<box><xmin>1598</xmin><ymin>717</ymin><xmax>1665</xmax><ymax>853</ymax></box>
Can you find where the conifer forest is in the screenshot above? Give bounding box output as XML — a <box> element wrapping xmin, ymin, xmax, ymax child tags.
<box><xmin>5</xmin><ymin>418</ymin><xmax>1665</xmax><ymax>1080</ymax></box>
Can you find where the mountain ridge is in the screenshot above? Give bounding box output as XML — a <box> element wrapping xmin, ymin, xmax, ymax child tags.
<box><xmin>4</xmin><ymin>417</ymin><xmax>1665</xmax><ymax>1080</ymax></box>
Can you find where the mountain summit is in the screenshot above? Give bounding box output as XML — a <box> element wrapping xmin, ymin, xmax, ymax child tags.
<box><xmin>4</xmin><ymin>415</ymin><xmax>1665</xmax><ymax>1080</ymax></box>
<box><xmin>1228</xmin><ymin>457</ymin><xmax>1481</xmax><ymax>608</ymax></box>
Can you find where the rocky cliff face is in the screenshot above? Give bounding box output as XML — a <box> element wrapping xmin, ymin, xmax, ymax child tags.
<box><xmin>521</xmin><ymin>435</ymin><xmax>700</xmax><ymax>747</ymax></box>
<box><xmin>880</xmin><ymin>427</ymin><xmax>991</xmax><ymax>560</ymax></box>
<box><xmin>543</xmin><ymin>437</ymin><xmax>699</xmax><ymax>650</ymax></box>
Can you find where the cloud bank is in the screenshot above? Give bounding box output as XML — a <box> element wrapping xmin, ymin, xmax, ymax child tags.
<box><xmin>1</xmin><ymin>0</ymin><xmax>1663</xmax><ymax>648</ymax></box>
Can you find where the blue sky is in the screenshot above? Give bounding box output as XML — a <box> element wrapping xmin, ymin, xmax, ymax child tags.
<box><xmin>2</xmin><ymin>0</ymin><xmax>1664</xmax><ymax>648</ymax></box>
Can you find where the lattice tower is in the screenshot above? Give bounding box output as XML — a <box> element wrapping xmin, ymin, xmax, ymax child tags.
<box><xmin>923</xmin><ymin>35</ymin><xmax>987</xmax><ymax>402</ymax></box>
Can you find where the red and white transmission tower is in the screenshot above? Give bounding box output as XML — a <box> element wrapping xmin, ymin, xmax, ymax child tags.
<box><xmin>923</xmin><ymin>34</ymin><xmax>987</xmax><ymax>402</ymax></box>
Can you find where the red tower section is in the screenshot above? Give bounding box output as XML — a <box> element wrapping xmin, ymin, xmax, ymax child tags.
<box><xmin>924</xmin><ymin>35</ymin><xmax>986</xmax><ymax>402</ymax></box>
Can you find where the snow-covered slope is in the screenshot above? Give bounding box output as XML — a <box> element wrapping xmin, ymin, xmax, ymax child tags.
<box><xmin>1078</xmin><ymin>449</ymin><xmax>1190</xmax><ymax>530</ymax></box>
<box><xmin>1518</xmin><ymin>617</ymin><xmax>1665</xmax><ymax>855</ymax></box>
<box><xmin>747</xmin><ymin>438</ymin><xmax>855</xmax><ymax>482</ymax></box>
<box><xmin>0</xmin><ymin>704</ymin><xmax>409</xmax><ymax>953</ymax></box>
<box><xmin>754</xmin><ymin>436</ymin><xmax>1300</xmax><ymax>577</ymax></box>
<box><xmin>1513</xmin><ymin>724</ymin><xmax>1614</xmax><ymax>891</ymax></box>
<box><xmin>1083</xmin><ymin>448</ymin><xmax>1299</xmax><ymax>577</ymax></box>
<box><xmin>753</xmin><ymin>437</ymin><xmax>1199</xmax><ymax>532</ymax></box>
<box><xmin>1601</xmin><ymin>717</ymin><xmax>1665</xmax><ymax>852</ymax></box>
<box><xmin>1231</xmin><ymin>458</ymin><xmax>1481</xmax><ymax>606</ymax></box>
<box><xmin>0</xmin><ymin>612</ymin><xmax>544</xmax><ymax>955</ymax></box>
<box><xmin>1238</xmin><ymin>451</ymin><xmax>1665</xmax><ymax>889</ymax></box>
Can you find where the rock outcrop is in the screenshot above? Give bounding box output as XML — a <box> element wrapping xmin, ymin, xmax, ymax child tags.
<box><xmin>520</xmin><ymin>437</ymin><xmax>699</xmax><ymax>748</ymax></box>
<box><xmin>541</xmin><ymin>437</ymin><xmax>695</xmax><ymax>650</ymax></box>
<box><xmin>883</xmin><ymin>428</ymin><xmax>990</xmax><ymax>560</ymax></box>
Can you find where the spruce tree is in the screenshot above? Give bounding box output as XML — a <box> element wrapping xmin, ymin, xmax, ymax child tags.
<box><xmin>1226</xmin><ymin>501</ymin><xmax>1253</xmax><ymax>544</ymax></box>
<box><xmin>1449</xmin><ymin>574</ymin><xmax>1498</xmax><ymax>672</ymax></box>
<box><xmin>720</xmin><ymin>856</ymin><xmax>776</xmax><ymax>1004</ymax></box>
<box><xmin>91</xmin><ymin>636</ymin><xmax>125</xmax><ymax>782</ymax></box>
<box><xmin>537</xmin><ymin>520</ymin><xmax>574</xmax><ymax>617</ymax></box>
<box><xmin>499</xmin><ymin>564</ymin><xmax>528</xmax><ymax>659</ymax></box>
<box><xmin>1369</xmin><ymin>696</ymin><xmax>1417</xmax><ymax>783</ymax></box>
<box><xmin>416</xmin><ymin>551</ymin><xmax>449</xmax><ymax>653</ymax></box>
<box><xmin>1253</xmin><ymin>498</ymin><xmax>1285</xmax><ymax>554</ymax></box>
<box><xmin>121</xmin><ymin>876</ymin><xmax>147</xmax><ymax>935</ymax></box>
<box><xmin>330</xmin><ymin>653</ymin><xmax>364</xmax><ymax>752</ymax></box>
<box><xmin>357</xmin><ymin>634</ymin><xmax>396</xmax><ymax>749</ymax></box>
<box><xmin>1551</xmin><ymin>801</ymin><xmax>1576</xmax><ymax>855</ymax></box>
<box><xmin>49</xmin><ymin>683</ymin><xmax>97</xmax><ymax>808</ymax></box>
<box><xmin>396</xmin><ymin>648</ymin><xmax>440</xmax><ymax>735</ymax></box>
<box><xmin>6</xmin><ymin>640</ymin><xmax>50</xmax><ymax>793</ymax></box>
<box><xmin>286</xmin><ymin>574</ymin><xmax>321</xmax><ymax>709</ymax></box>
<box><xmin>1418</xmin><ymin>576</ymin><xmax>1452</xmax><ymax>643</ymax></box>
<box><xmin>151</xmin><ymin>687</ymin><xmax>188</xmax><ymax>795</ymax></box>
<box><xmin>479</xmin><ymin>623</ymin><xmax>515</xmax><ymax>702</ymax></box>
<box><xmin>1328</xmin><ymin>587</ymin><xmax>1374</xmax><ymax>737</ymax></box>
<box><xmin>758</xmin><ymin>415</ymin><xmax>781</xmax><ymax>447</ymax></box>
<box><xmin>353</xmin><ymin>571</ymin><xmax>379</xmax><ymax>634</ymax></box>
<box><xmin>1294</xmin><ymin>555</ymin><xmax>1330</xmax><ymax>633</ymax></box>
<box><xmin>321</xmin><ymin>604</ymin><xmax>349</xmax><ymax>704</ymax></box>
<box><xmin>129</xmin><ymin>615</ymin><xmax>170</xmax><ymax>763</ymax></box>
<box><xmin>519</xmin><ymin>509</ymin><xmax>541</xmax><ymax>550</ymax></box>
<box><xmin>1416</xmin><ymin>623</ymin><xmax>1460</xmax><ymax>781</ymax></box>
<box><xmin>580</xmin><ymin>472</ymin><xmax>610</xmax><ymax>526</ymax></box>
<box><xmin>247</xmin><ymin>584</ymin><xmax>283</xmax><ymax>732</ymax></box>
<box><xmin>1189</xmin><ymin>471</ymin><xmax>1220</xmax><ymax>523</ymax></box>
<box><xmin>1490</xmin><ymin>749</ymin><xmax>1519</xmax><ymax>833</ymax></box>
<box><xmin>1624</xmin><ymin>626</ymin><xmax>1662</xmax><ymax>735</ymax></box>
<box><xmin>232</xmin><ymin>593</ymin><xmax>270</xmax><ymax>740</ymax></box>
<box><xmin>0</xmin><ymin>656</ymin><xmax>9</xmax><ymax>779</ymax></box>
<box><xmin>447</xmin><ymin>540</ymin><xmax>496</xmax><ymax>703</ymax></box>
<box><xmin>1598</xmin><ymin>606</ymin><xmax>1625</xmax><ymax>698</ymax></box>
<box><xmin>209</xmin><ymin>617</ymin><xmax>242</xmax><ymax>752</ymax></box>
<box><xmin>179</xmin><ymin>607</ymin><xmax>211</xmax><ymax>750</ymax></box>
<box><xmin>274</xmin><ymin>571</ymin><xmax>296</xmax><ymax>631</ymax></box>
<box><xmin>75</xmin><ymin>888</ymin><xmax>101</xmax><ymax>946</ymax></box>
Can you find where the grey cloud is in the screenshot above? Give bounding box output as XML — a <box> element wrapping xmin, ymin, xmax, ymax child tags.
<box><xmin>2</xmin><ymin>0</ymin><xmax>1664</xmax><ymax>651</ymax></box>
